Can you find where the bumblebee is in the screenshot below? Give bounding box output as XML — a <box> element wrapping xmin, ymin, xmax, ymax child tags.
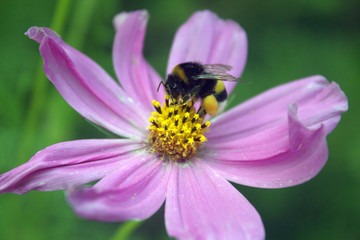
<box><xmin>158</xmin><ymin>62</ymin><xmax>242</xmax><ymax>116</ymax></box>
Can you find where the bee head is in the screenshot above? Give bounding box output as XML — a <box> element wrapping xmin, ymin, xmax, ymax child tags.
<box><xmin>164</xmin><ymin>74</ymin><xmax>182</xmax><ymax>100</ymax></box>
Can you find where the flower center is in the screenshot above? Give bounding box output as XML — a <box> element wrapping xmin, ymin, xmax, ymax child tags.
<box><xmin>148</xmin><ymin>95</ymin><xmax>210</xmax><ymax>162</ymax></box>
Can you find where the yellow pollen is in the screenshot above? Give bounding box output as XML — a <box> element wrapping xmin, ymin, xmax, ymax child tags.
<box><xmin>148</xmin><ymin>95</ymin><xmax>211</xmax><ymax>162</ymax></box>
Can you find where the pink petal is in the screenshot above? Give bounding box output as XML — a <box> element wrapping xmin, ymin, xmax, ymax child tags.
<box><xmin>203</xmin><ymin>76</ymin><xmax>347</xmax><ymax>188</ymax></box>
<box><xmin>112</xmin><ymin>10</ymin><xmax>165</xmax><ymax>109</ymax></box>
<box><xmin>67</xmin><ymin>155</ymin><xmax>171</xmax><ymax>222</ymax></box>
<box><xmin>204</xmin><ymin>104</ymin><xmax>329</xmax><ymax>188</ymax></box>
<box><xmin>207</xmin><ymin>76</ymin><xmax>347</xmax><ymax>144</ymax></box>
<box><xmin>26</xmin><ymin>27</ymin><xmax>148</xmax><ymax>138</ymax></box>
<box><xmin>167</xmin><ymin>10</ymin><xmax>247</xmax><ymax>94</ymax></box>
<box><xmin>165</xmin><ymin>159</ymin><xmax>264</xmax><ymax>240</ymax></box>
<box><xmin>0</xmin><ymin>139</ymin><xmax>143</xmax><ymax>194</ymax></box>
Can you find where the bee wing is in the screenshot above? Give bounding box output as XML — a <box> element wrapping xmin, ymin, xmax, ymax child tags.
<box><xmin>193</xmin><ymin>64</ymin><xmax>243</xmax><ymax>82</ymax></box>
<box><xmin>203</xmin><ymin>64</ymin><xmax>233</xmax><ymax>73</ymax></box>
<box><xmin>193</xmin><ymin>74</ymin><xmax>242</xmax><ymax>82</ymax></box>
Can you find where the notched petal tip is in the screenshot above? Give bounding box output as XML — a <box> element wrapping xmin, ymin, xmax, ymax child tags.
<box><xmin>288</xmin><ymin>102</ymin><xmax>298</xmax><ymax>117</ymax></box>
<box><xmin>25</xmin><ymin>26</ymin><xmax>61</xmax><ymax>44</ymax></box>
<box><xmin>113</xmin><ymin>10</ymin><xmax>149</xmax><ymax>31</ymax></box>
<box><xmin>325</xmin><ymin>81</ymin><xmax>348</xmax><ymax>112</ymax></box>
<box><xmin>191</xmin><ymin>9</ymin><xmax>217</xmax><ymax>20</ymax></box>
<box><xmin>25</xmin><ymin>26</ymin><xmax>43</xmax><ymax>43</ymax></box>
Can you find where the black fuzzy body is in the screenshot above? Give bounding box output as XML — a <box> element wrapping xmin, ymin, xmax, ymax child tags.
<box><xmin>165</xmin><ymin>62</ymin><xmax>226</xmax><ymax>103</ymax></box>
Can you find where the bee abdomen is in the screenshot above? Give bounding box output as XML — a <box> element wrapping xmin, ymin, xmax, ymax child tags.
<box><xmin>214</xmin><ymin>81</ymin><xmax>227</xmax><ymax>102</ymax></box>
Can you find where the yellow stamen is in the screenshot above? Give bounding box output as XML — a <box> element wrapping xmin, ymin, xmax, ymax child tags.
<box><xmin>148</xmin><ymin>95</ymin><xmax>211</xmax><ymax>162</ymax></box>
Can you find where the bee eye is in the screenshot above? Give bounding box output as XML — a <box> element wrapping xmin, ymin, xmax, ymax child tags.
<box><xmin>170</xmin><ymin>82</ymin><xmax>177</xmax><ymax>88</ymax></box>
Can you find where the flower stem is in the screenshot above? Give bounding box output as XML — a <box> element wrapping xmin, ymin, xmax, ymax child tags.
<box><xmin>51</xmin><ymin>0</ymin><xmax>72</xmax><ymax>34</ymax></box>
<box><xmin>16</xmin><ymin>0</ymin><xmax>72</xmax><ymax>164</ymax></box>
<box><xmin>110</xmin><ymin>221</ymin><xmax>144</xmax><ymax>240</ymax></box>
<box><xmin>66</xmin><ymin>0</ymin><xmax>99</xmax><ymax>48</ymax></box>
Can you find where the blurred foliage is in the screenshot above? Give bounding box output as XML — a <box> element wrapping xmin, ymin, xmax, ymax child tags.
<box><xmin>0</xmin><ymin>0</ymin><xmax>359</xmax><ymax>239</ymax></box>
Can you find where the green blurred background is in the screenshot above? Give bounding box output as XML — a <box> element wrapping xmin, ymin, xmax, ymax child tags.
<box><xmin>0</xmin><ymin>0</ymin><xmax>359</xmax><ymax>239</ymax></box>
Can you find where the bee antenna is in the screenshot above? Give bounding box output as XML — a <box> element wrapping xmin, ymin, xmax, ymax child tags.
<box><xmin>156</xmin><ymin>80</ymin><xmax>176</xmax><ymax>103</ymax></box>
<box><xmin>157</xmin><ymin>81</ymin><xmax>165</xmax><ymax>92</ymax></box>
<box><xmin>164</xmin><ymin>85</ymin><xmax>176</xmax><ymax>103</ymax></box>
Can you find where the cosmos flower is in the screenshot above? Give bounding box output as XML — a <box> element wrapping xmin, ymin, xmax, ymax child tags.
<box><xmin>0</xmin><ymin>10</ymin><xmax>348</xmax><ymax>240</ymax></box>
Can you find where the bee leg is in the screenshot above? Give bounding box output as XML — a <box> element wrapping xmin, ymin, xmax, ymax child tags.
<box><xmin>202</xmin><ymin>95</ymin><xmax>218</xmax><ymax>116</ymax></box>
<box><xmin>180</xmin><ymin>95</ymin><xmax>190</xmax><ymax>105</ymax></box>
<box><xmin>197</xmin><ymin>106</ymin><xmax>207</xmax><ymax>118</ymax></box>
